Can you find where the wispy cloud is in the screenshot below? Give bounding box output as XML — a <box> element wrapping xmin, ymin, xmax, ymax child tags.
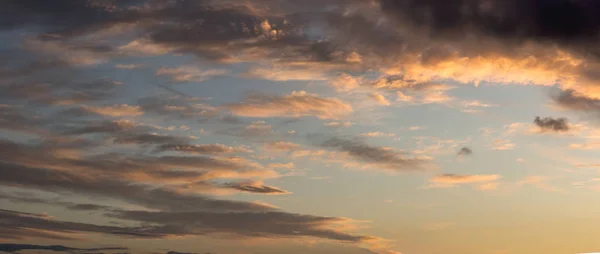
<box><xmin>227</xmin><ymin>91</ymin><xmax>353</xmax><ymax>119</ymax></box>
<box><xmin>427</xmin><ymin>174</ymin><xmax>501</xmax><ymax>189</ymax></box>
<box><xmin>156</xmin><ymin>66</ymin><xmax>228</xmax><ymax>83</ymax></box>
<box><xmin>320</xmin><ymin>137</ymin><xmax>432</xmax><ymax>172</ymax></box>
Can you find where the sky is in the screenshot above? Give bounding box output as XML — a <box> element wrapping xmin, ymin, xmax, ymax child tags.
<box><xmin>2</xmin><ymin>0</ymin><xmax>600</xmax><ymax>254</ymax></box>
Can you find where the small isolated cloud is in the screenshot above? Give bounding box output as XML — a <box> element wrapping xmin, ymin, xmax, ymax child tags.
<box><xmin>457</xmin><ymin>147</ymin><xmax>473</xmax><ymax>156</ymax></box>
<box><xmin>156</xmin><ymin>66</ymin><xmax>228</xmax><ymax>83</ymax></box>
<box><xmin>227</xmin><ymin>91</ymin><xmax>353</xmax><ymax>119</ymax></box>
<box><xmin>431</xmin><ymin>174</ymin><xmax>501</xmax><ymax>184</ymax></box>
<box><xmin>460</xmin><ymin>100</ymin><xmax>498</xmax><ymax>113</ymax></box>
<box><xmin>369</xmin><ymin>93</ymin><xmax>391</xmax><ymax>106</ymax></box>
<box><xmin>324</xmin><ymin>121</ymin><xmax>354</xmax><ymax>128</ymax></box>
<box><xmin>428</xmin><ymin>174</ymin><xmax>501</xmax><ymax>189</ymax></box>
<box><xmin>460</xmin><ymin>100</ymin><xmax>498</xmax><ymax>108</ymax></box>
<box><xmin>533</xmin><ymin>116</ymin><xmax>570</xmax><ymax>132</ymax></box>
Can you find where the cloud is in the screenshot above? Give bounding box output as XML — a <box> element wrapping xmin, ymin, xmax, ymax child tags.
<box><xmin>236</xmin><ymin>91</ymin><xmax>352</xmax><ymax>120</ymax></box>
<box><xmin>324</xmin><ymin>121</ymin><xmax>354</xmax><ymax>128</ymax></box>
<box><xmin>223</xmin><ymin>181</ymin><xmax>290</xmax><ymax>195</ymax></box>
<box><xmin>83</xmin><ymin>104</ymin><xmax>144</xmax><ymax>117</ymax></box>
<box><xmin>369</xmin><ymin>93</ymin><xmax>391</xmax><ymax>106</ymax></box>
<box><xmin>0</xmin><ymin>208</ymin><xmax>164</xmax><ymax>239</ymax></box>
<box><xmin>379</xmin><ymin>0</ymin><xmax>600</xmax><ymax>49</ymax></box>
<box><xmin>244</xmin><ymin>66</ymin><xmax>329</xmax><ymax>81</ymax></box>
<box><xmin>569</xmin><ymin>142</ymin><xmax>600</xmax><ymax>150</ymax></box>
<box><xmin>167</xmin><ymin>251</ymin><xmax>197</xmax><ymax>254</ymax></box>
<box><xmin>457</xmin><ymin>147</ymin><xmax>473</xmax><ymax>156</ymax></box>
<box><xmin>430</xmin><ymin>174</ymin><xmax>501</xmax><ymax>184</ymax></box>
<box><xmin>428</xmin><ymin>174</ymin><xmax>501</xmax><ymax>189</ymax></box>
<box><xmin>320</xmin><ymin>137</ymin><xmax>431</xmax><ymax>172</ymax></box>
<box><xmin>553</xmin><ymin>89</ymin><xmax>600</xmax><ymax>116</ymax></box>
<box><xmin>533</xmin><ymin>116</ymin><xmax>570</xmax><ymax>132</ymax></box>
<box><xmin>0</xmin><ymin>243</ymin><xmax>127</xmax><ymax>253</ymax></box>
<box><xmin>0</xmin><ymin>133</ymin><xmax>385</xmax><ymax>249</ymax></box>
<box><xmin>459</xmin><ymin>100</ymin><xmax>499</xmax><ymax>113</ymax></box>
<box><xmin>331</xmin><ymin>73</ymin><xmax>361</xmax><ymax>92</ymax></box>
<box><xmin>115</xmin><ymin>64</ymin><xmax>143</xmax><ymax>69</ymax></box>
<box><xmin>240</xmin><ymin>121</ymin><xmax>273</xmax><ymax>137</ymax></box>
<box><xmin>264</xmin><ymin>141</ymin><xmax>301</xmax><ymax>152</ymax></box>
<box><xmin>226</xmin><ymin>91</ymin><xmax>353</xmax><ymax>119</ymax></box>
<box><xmin>158</xmin><ymin>144</ymin><xmax>252</xmax><ymax>155</ymax></box>
<box><xmin>156</xmin><ymin>66</ymin><xmax>228</xmax><ymax>83</ymax></box>
<box><xmin>106</xmin><ymin>209</ymin><xmax>375</xmax><ymax>243</ymax></box>
<box><xmin>0</xmin><ymin>191</ymin><xmax>114</xmax><ymax>212</ymax></box>
<box><xmin>138</xmin><ymin>96</ymin><xmax>219</xmax><ymax>119</ymax></box>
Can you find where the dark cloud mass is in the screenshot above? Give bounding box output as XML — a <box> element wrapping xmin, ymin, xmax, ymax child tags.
<box><xmin>457</xmin><ymin>147</ymin><xmax>473</xmax><ymax>156</ymax></box>
<box><xmin>533</xmin><ymin>116</ymin><xmax>570</xmax><ymax>132</ymax></box>
<box><xmin>553</xmin><ymin>89</ymin><xmax>600</xmax><ymax>116</ymax></box>
<box><xmin>166</xmin><ymin>251</ymin><xmax>197</xmax><ymax>254</ymax></box>
<box><xmin>380</xmin><ymin>0</ymin><xmax>600</xmax><ymax>48</ymax></box>
<box><xmin>0</xmin><ymin>243</ymin><xmax>126</xmax><ymax>253</ymax></box>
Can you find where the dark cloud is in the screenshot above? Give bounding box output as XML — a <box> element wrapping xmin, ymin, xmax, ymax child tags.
<box><xmin>0</xmin><ymin>191</ymin><xmax>113</xmax><ymax>212</ymax></box>
<box><xmin>0</xmin><ymin>161</ymin><xmax>273</xmax><ymax>212</ymax></box>
<box><xmin>533</xmin><ymin>116</ymin><xmax>570</xmax><ymax>132</ymax></box>
<box><xmin>223</xmin><ymin>181</ymin><xmax>290</xmax><ymax>195</ymax></box>
<box><xmin>553</xmin><ymin>89</ymin><xmax>600</xmax><ymax>115</ymax></box>
<box><xmin>0</xmin><ymin>208</ymin><xmax>163</xmax><ymax>239</ymax></box>
<box><xmin>379</xmin><ymin>0</ymin><xmax>600</xmax><ymax>49</ymax></box>
<box><xmin>0</xmin><ymin>65</ymin><xmax>122</xmax><ymax>105</ymax></box>
<box><xmin>0</xmin><ymin>243</ymin><xmax>126</xmax><ymax>253</ymax></box>
<box><xmin>320</xmin><ymin>137</ymin><xmax>430</xmax><ymax>171</ymax></box>
<box><xmin>167</xmin><ymin>251</ymin><xmax>197</xmax><ymax>254</ymax></box>
<box><xmin>107</xmin><ymin>209</ymin><xmax>373</xmax><ymax>242</ymax></box>
<box><xmin>0</xmin><ymin>138</ymin><xmax>275</xmax><ymax>187</ymax></box>
<box><xmin>457</xmin><ymin>147</ymin><xmax>473</xmax><ymax>156</ymax></box>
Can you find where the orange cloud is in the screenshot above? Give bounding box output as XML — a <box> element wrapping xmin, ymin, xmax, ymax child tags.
<box><xmin>369</xmin><ymin>92</ymin><xmax>391</xmax><ymax>106</ymax></box>
<box><xmin>227</xmin><ymin>91</ymin><xmax>353</xmax><ymax>119</ymax></box>
<box><xmin>83</xmin><ymin>104</ymin><xmax>143</xmax><ymax>116</ymax></box>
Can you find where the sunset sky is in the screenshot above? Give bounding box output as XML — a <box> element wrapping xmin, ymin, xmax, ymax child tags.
<box><xmin>2</xmin><ymin>1</ymin><xmax>600</xmax><ymax>254</ymax></box>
